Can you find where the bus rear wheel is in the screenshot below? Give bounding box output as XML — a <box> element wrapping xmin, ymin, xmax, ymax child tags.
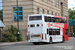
<box><xmin>61</xmin><ymin>37</ymin><xmax>64</xmax><ymax>43</ymax></box>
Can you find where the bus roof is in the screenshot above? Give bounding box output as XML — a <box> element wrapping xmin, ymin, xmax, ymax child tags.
<box><xmin>28</xmin><ymin>14</ymin><xmax>54</xmax><ymax>17</ymax></box>
<box><xmin>54</xmin><ymin>16</ymin><xmax>66</xmax><ymax>19</ymax></box>
<box><xmin>28</xmin><ymin>14</ymin><xmax>66</xmax><ymax>19</ymax></box>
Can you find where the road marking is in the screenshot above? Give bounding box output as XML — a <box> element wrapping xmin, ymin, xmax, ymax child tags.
<box><xmin>55</xmin><ymin>46</ymin><xmax>74</xmax><ymax>50</ymax></box>
<box><xmin>31</xmin><ymin>44</ymin><xmax>52</xmax><ymax>50</ymax></box>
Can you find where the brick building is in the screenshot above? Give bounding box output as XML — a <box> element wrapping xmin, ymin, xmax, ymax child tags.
<box><xmin>2</xmin><ymin>0</ymin><xmax>68</xmax><ymax>40</ymax></box>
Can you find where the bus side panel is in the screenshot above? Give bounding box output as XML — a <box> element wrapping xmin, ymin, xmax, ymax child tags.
<box><xmin>63</xmin><ymin>28</ymin><xmax>68</xmax><ymax>41</ymax></box>
<box><xmin>64</xmin><ymin>35</ymin><xmax>68</xmax><ymax>41</ymax></box>
<box><xmin>64</xmin><ymin>24</ymin><xmax>68</xmax><ymax>29</ymax></box>
<box><xmin>63</xmin><ymin>28</ymin><xmax>65</xmax><ymax>36</ymax></box>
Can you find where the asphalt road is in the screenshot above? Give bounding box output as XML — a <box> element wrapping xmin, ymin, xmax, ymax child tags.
<box><xmin>0</xmin><ymin>38</ymin><xmax>75</xmax><ymax>50</ymax></box>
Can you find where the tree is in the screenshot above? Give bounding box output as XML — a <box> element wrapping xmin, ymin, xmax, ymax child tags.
<box><xmin>68</xmin><ymin>7</ymin><xmax>75</xmax><ymax>32</ymax></box>
<box><xmin>2</xmin><ymin>25</ymin><xmax>23</xmax><ymax>42</ymax></box>
<box><xmin>68</xmin><ymin>7</ymin><xmax>75</xmax><ymax>19</ymax></box>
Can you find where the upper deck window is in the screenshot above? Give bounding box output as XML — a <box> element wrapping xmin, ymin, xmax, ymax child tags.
<box><xmin>52</xmin><ymin>17</ymin><xmax>56</xmax><ymax>22</ymax></box>
<box><xmin>45</xmin><ymin>16</ymin><xmax>52</xmax><ymax>22</ymax></box>
<box><xmin>48</xmin><ymin>17</ymin><xmax>51</xmax><ymax>22</ymax></box>
<box><xmin>62</xmin><ymin>18</ymin><xmax>67</xmax><ymax>23</ymax></box>
<box><xmin>44</xmin><ymin>16</ymin><xmax>67</xmax><ymax>23</ymax></box>
<box><xmin>29</xmin><ymin>16</ymin><xmax>42</xmax><ymax>21</ymax></box>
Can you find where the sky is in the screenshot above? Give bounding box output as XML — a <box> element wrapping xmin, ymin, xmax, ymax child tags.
<box><xmin>68</xmin><ymin>0</ymin><xmax>75</xmax><ymax>8</ymax></box>
<box><xmin>0</xmin><ymin>0</ymin><xmax>2</xmax><ymax>10</ymax></box>
<box><xmin>0</xmin><ymin>0</ymin><xmax>2</xmax><ymax>2</ymax></box>
<box><xmin>0</xmin><ymin>0</ymin><xmax>75</xmax><ymax>10</ymax></box>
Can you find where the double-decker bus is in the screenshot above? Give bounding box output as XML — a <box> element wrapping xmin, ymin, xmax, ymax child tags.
<box><xmin>27</xmin><ymin>14</ymin><xmax>68</xmax><ymax>45</ymax></box>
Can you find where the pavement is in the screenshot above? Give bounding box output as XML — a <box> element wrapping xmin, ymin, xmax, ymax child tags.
<box><xmin>0</xmin><ymin>37</ymin><xmax>75</xmax><ymax>46</ymax></box>
<box><xmin>69</xmin><ymin>37</ymin><xmax>75</xmax><ymax>39</ymax></box>
<box><xmin>0</xmin><ymin>41</ymin><xmax>28</xmax><ymax>46</ymax></box>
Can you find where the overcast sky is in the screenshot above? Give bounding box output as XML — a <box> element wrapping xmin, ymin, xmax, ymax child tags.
<box><xmin>0</xmin><ymin>0</ymin><xmax>2</xmax><ymax>10</ymax></box>
<box><xmin>0</xmin><ymin>0</ymin><xmax>2</xmax><ymax>2</ymax></box>
<box><xmin>68</xmin><ymin>0</ymin><xmax>75</xmax><ymax>8</ymax></box>
<box><xmin>0</xmin><ymin>0</ymin><xmax>75</xmax><ymax>9</ymax></box>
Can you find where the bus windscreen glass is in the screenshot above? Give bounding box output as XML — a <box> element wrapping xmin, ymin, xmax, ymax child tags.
<box><xmin>29</xmin><ymin>16</ymin><xmax>42</xmax><ymax>21</ymax></box>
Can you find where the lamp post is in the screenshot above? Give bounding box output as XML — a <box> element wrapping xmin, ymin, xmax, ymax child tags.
<box><xmin>17</xmin><ymin>0</ymin><xmax>19</xmax><ymax>41</ymax></box>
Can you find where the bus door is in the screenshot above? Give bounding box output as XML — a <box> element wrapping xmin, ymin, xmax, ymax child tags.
<box><xmin>52</xmin><ymin>29</ymin><xmax>57</xmax><ymax>42</ymax></box>
<box><xmin>56</xmin><ymin>29</ymin><xmax>62</xmax><ymax>42</ymax></box>
<box><xmin>47</xmin><ymin>29</ymin><xmax>57</xmax><ymax>42</ymax></box>
<box><xmin>47</xmin><ymin>29</ymin><xmax>52</xmax><ymax>41</ymax></box>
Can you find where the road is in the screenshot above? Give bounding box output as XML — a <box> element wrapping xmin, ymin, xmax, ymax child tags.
<box><xmin>0</xmin><ymin>37</ymin><xmax>75</xmax><ymax>50</ymax></box>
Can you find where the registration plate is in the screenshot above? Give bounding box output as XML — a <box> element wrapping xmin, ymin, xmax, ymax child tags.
<box><xmin>31</xmin><ymin>35</ymin><xmax>40</xmax><ymax>37</ymax></box>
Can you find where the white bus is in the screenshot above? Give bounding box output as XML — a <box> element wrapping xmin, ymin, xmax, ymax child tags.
<box><xmin>27</xmin><ymin>14</ymin><xmax>68</xmax><ymax>45</ymax></box>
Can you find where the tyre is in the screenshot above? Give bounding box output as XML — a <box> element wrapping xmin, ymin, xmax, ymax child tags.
<box><xmin>61</xmin><ymin>37</ymin><xmax>64</xmax><ymax>43</ymax></box>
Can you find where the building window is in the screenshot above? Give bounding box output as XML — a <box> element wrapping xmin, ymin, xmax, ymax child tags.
<box><xmin>51</xmin><ymin>0</ymin><xmax>53</xmax><ymax>2</ymax></box>
<box><xmin>55</xmin><ymin>13</ymin><xmax>57</xmax><ymax>16</ymax></box>
<box><xmin>58</xmin><ymin>13</ymin><xmax>59</xmax><ymax>16</ymax></box>
<box><xmin>13</xmin><ymin>7</ymin><xmax>23</xmax><ymax>21</ymax></box>
<box><xmin>58</xmin><ymin>0</ymin><xmax>59</xmax><ymax>7</ymax></box>
<box><xmin>51</xmin><ymin>12</ymin><xmax>53</xmax><ymax>15</ymax></box>
<box><xmin>55</xmin><ymin>0</ymin><xmax>56</xmax><ymax>7</ymax></box>
<box><xmin>37</xmin><ymin>7</ymin><xmax>39</xmax><ymax>14</ymax></box>
<box><xmin>42</xmin><ymin>9</ymin><xmax>44</xmax><ymax>14</ymax></box>
<box><xmin>0</xmin><ymin>0</ymin><xmax>3</xmax><ymax>21</ymax></box>
<box><xmin>47</xmin><ymin>10</ymin><xmax>49</xmax><ymax>15</ymax></box>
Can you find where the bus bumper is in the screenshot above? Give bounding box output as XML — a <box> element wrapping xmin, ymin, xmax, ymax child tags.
<box><xmin>28</xmin><ymin>39</ymin><xmax>46</xmax><ymax>42</ymax></box>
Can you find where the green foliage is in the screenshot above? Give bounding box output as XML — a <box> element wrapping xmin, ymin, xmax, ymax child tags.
<box><xmin>68</xmin><ymin>7</ymin><xmax>75</xmax><ymax>32</ymax></box>
<box><xmin>2</xmin><ymin>25</ymin><xmax>23</xmax><ymax>42</ymax></box>
<box><xmin>68</xmin><ymin>7</ymin><xmax>75</xmax><ymax>19</ymax></box>
<box><xmin>73</xmin><ymin>26</ymin><xmax>75</xmax><ymax>32</ymax></box>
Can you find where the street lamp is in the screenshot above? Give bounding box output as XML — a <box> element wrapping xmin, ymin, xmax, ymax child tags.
<box><xmin>17</xmin><ymin>0</ymin><xmax>19</xmax><ymax>41</ymax></box>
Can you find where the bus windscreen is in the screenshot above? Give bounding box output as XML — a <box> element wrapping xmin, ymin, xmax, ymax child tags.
<box><xmin>29</xmin><ymin>16</ymin><xmax>42</xmax><ymax>21</ymax></box>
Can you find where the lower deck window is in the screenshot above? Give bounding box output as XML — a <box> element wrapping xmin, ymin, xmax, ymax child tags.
<box><xmin>53</xmin><ymin>29</ymin><xmax>56</xmax><ymax>35</ymax></box>
<box><xmin>56</xmin><ymin>29</ymin><xmax>60</xmax><ymax>35</ymax></box>
<box><xmin>65</xmin><ymin>29</ymin><xmax>68</xmax><ymax>35</ymax></box>
<box><xmin>47</xmin><ymin>29</ymin><xmax>60</xmax><ymax>35</ymax></box>
<box><xmin>49</xmin><ymin>31</ymin><xmax>52</xmax><ymax>35</ymax></box>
